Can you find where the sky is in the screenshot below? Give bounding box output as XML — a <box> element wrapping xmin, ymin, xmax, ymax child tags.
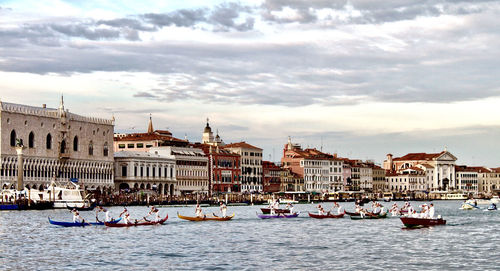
<box><xmin>1</xmin><ymin>0</ymin><xmax>500</xmax><ymax>166</ymax></box>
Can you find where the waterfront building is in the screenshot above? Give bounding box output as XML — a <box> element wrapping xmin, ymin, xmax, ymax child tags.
<box><xmin>478</xmin><ymin>168</ymin><xmax>500</xmax><ymax>196</ymax></box>
<box><xmin>193</xmin><ymin>143</ymin><xmax>241</xmax><ymax>194</ymax></box>
<box><xmin>350</xmin><ymin>164</ymin><xmax>361</xmax><ymax>191</ymax></box>
<box><xmin>151</xmin><ymin>146</ymin><xmax>209</xmax><ymax>195</ymax></box>
<box><xmin>262</xmin><ymin>161</ymin><xmax>282</xmax><ymax>193</ymax></box>
<box><xmin>386</xmin><ymin>167</ymin><xmax>426</xmax><ymax>195</ymax></box>
<box><xmin>383</xmin><ymin>150</ymin><xmax>458</xmax><ymax>191</ymax></box>
<box><xmin>280</xmin><ymin>168</ymin><xmax>304</xmax><ymax>192</ymax></box>
<box><xmin>372</xmin><ymin>165</ymin><xmax>387</xmax><ymax>195</ymax></box>
<box><xmin>113</xmin><ymin>116</ymin><xmax>188</xmax><ymax>152</ymax></box>
<box><xmin>0</xmin><ymin>98</ymin><xmax>114</xmax><ymax>192</ymax></box>
<box><xmin>329</xmin><ymin>158</ymin><xmax>343</xmax><ymax>192</ymax></box>
<box><xmin>114</xmin><ymin>151</ymin><xmax>176</xmax><ymax>196</ymax></box>
<box><xmin>224</xmin><ymin>142</ymin><xmax>263</xmax><ymax>193</ymax></box>
<box><xmin>360</xmin><ymin>164</ymin><xmax>373</xmax><ymax>192</ymax></box>
<box><xmin>341</xmin><ymin>160</ymin><xmax>352</xmax><ymax>190</ymax></box>
<box><xmin>455</xmin><ymin>165</ymin><xmax>481</xmax><ymax>196</ymax></box>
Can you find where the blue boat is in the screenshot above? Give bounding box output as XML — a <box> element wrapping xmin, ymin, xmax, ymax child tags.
<box><xmin>487</xmin><ymin>204</ymin><xmax>497</xmax><ymax>211</ymax></box>
<box><xmin>48</xmin><ymin>217</ymin><xmax>122</xmax><ymax>227</ymax></box>
<box><xmin>0</xmin><ymin>204</ymin><xmax>19</xmax><ymax>210</ymax></box>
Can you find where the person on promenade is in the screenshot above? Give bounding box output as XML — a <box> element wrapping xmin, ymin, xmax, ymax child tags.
<box><xmin>96</xmin><ymin>206</ymin><xmax>110</xmax><ymax>222</ymax></box>
<box><xmin>220</xmin><ymin>202</ymin><xmax>227</xmax><ymax>218</ymax></box>
<box><xmin>71</xmin><ymin>208</ymin><xmax>83</xmax><ymax>223</ymax></box>
<box><xmin>120</xmin><ymin>207</ymin><xmax>131</xmax><ymax>224</ymax></box>
<box><xmin>195</xmin><ymin>203</ymin><xmax>204</xmax><ymax>218</ymax></box>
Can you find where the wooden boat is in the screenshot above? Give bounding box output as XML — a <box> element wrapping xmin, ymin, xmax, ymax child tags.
<box><xmin>257</xmin><ymin>212</ymin><xmax>300</xmax><ymax>219</ymax></box>
<box><xmin>48</xmin><ymin>217</ymin><xmax>121</xmax><ymax>227</ymax></box>
<box><xmin>345</xmin><ymin>211</ymin><xmax>360</xmax><ymax>216</ymax></box>
<box><xmin>105</xmin><ymin>214</ymin><xmax>168</xmax><ymax>227</ymax></box>
<box><xmin>350</xmin><ymin>213</ymin><xmax>388</xmax><ymax>220</ymax></box>
<box><xmin>177</xmin><ymin>212</ymin><xmax>235</xmax><ymax>221</ymax></box>
<box><xmin>308</xmin><ymin>212</ymin><xmax>345</xmax><ymax>219</ymax></box>
<box><xmin>66</xmin><ymin>202</ymin><xmax>97</xmax><ymax>211</ymax></box>
<box><xmin>260</xmin><ymin>208</ymin><xmax>291</xmax><ymax>214</ymax></box>
<box><xmin>400</xmin><ymin>217</ymin><xmax>446</xmax><ymax>228</ymax></box>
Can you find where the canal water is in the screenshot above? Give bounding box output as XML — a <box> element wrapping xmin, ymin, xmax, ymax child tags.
<box><xmin>0</xmin><ymin>200</ymin><xmax>498</xmax><ymax>270</ymax></box>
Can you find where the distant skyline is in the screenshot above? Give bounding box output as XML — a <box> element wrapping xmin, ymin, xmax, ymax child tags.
<box><xmin>1</xmin><ymin>0</ymin><xmax>500</xmax><ymax>166</ymax></box>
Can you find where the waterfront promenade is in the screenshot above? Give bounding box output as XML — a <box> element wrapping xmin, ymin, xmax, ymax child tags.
<box><xmin>1</xmin><ymin>201</ymin><xmax>498</xmax><ymax>270</ymax></box>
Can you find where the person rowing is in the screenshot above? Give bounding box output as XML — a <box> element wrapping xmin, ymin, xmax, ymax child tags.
<box><xmin>317</xmin><ymin>204</ymin><xmax>325</xmax><ymax>215</ymax></box>
<box><xmin>285</xmin><ymin>202</ymin><xmax>294</xmax><ymax>214</ymax></box>
<box><xmin>389</xmin><ymin>203</ymin><xmax>399</xmax><ymax>216</ymax></box>
<box><xmin>144</xmin><ymin>206</ymin><xmax>160</xmax><ymax>222</ymax></box>
<box><xmin>195</xmin><ymin>203</ymin><xmax>204</xmax><ymax>218</ymax></box>
<box><xmin>96</xmin><ymin>206</ymin><xmax>110</xmax><ymax>222</ymax></box>
<box><xmin>428</xmin><ymin>203</ymin><xmax>435</xmax><ymax>218</ymax></box>
<box><xmin>70</xmin><ymin>208</ymin><xmax>84</xmax><ymax>223</ymax></box>
<box><xmin>119</xmin><ymin>207</ymin><xmax>131</xmax><ymax>224</ymax></box>
<box><xmin>219</xmin><ymin>202</ymin><xmax>227</xmax><ymax>218</ymax></box>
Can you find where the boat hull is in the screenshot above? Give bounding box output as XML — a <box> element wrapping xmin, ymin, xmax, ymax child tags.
<box><xmin>49</xmin><ymin>217</ymin><xmax>122</xmax><ymax>227</ymax></box>
<box><xmin>400</xmin><ymin>217</ymin><xmax>446</xmax><ymax>227</ymax></box>
<box><xmin>257</xmin><ymin>212</ymin><xmax>299</xmax><ymax>219</ymax></box>
<box><xmin>66</xmin><ymin>203</ymin><xmax>96</xmax><ymax>211</ymax></box>
<box><xmin>105</xmin><ymin>215</ymin><xmax>168</xmax><ymax>227</ymax></box>
<box><xmin>260</xmin><ymin>208</ymin><xmax>291</xmax><ymax>214</ymax></box>
<box><xmin>308</xmin><ymin>212</ymin><xmax>344</xmax><ymax>219</ymax></box>
<box><xmin>177</xmin><ymin>213</ymin><xmax>235</xmax><ymax>221</ymax></box>
<box><xmin>350</xmin><ymin>213</ymin><xmax>388</xmax><ymax>220</ymax></box>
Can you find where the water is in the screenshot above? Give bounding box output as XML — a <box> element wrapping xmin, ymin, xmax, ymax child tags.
<box><xmin>0</xmin><ymin>201</ymin><xmax>498</xmax><ymax>270</ymax></box>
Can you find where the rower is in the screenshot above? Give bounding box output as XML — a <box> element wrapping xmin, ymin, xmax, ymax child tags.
<box><xmin>220</xmin><ymin>202</ymin><xmax>227</xmax><ymax>218</ymax></box>
<box><xmin>96</xmin><ymin>206</ymin><xmax>110</xmax><ymax>222</ymax></box>
<box><xmin>379</xmin><ymin>204</ymin><xmax>387</xmax><ymax>216</ymax></box>
<box><xmin>145</xmin><ymin>206</ymin><xmax>160</xmax><ymax>222</ymax></box>
<box><xmin>428</xmin><ymin>203</ymin><xmax>435</xmax><ymax>219</ymax></box>
<box><xmin>334</xmin><ymin>202</ymin><xmax>344</xmax><ymax>215</ymax></box>
<box><xmin>317</xmin><ymin>204</ymin><xmax>325</xmax><ymax>215</ymax></box>
<box><xmin>195</xmin><ymin>203</ymin><xmax>203</xmax><ymax>218</ymax></box>
<box><xmin>372</xmin><ymin>203</ymin><xmax>381</xmax><ymax>215</ymax></box>
<box><xmin>286</xmin><ymin>202</ymin><xmax>294</xmax><ymax>214</ymax></box>
<box><xmin>71</xmin><ymin>208</ymin><xmax>83</xmax><ymax>223</ymax></box>
<box><xmin>120</xmin><ymin>207</ymin><xmax>131</xmax><ymax>224</ymax></box>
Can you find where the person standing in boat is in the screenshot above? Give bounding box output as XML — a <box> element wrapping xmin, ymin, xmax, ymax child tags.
<box><xmin>144</xmin><ymin>206</ymin><xmax>160</xmax><ymax>222</ymax></box>
<box><xmin>317</xmin><ymin>204</ymin><xmax>325</xmax><ymax>215</ymax></box>
<box><xmin>96</xmin><ymin>206</ymin><xmax>110</xmax><ymax>222</ymax></box>
<box><xmin>220</xmin><ymin>202</ymin><xmax>227</xmax><ymax>218</ymax></box>
<box><xmin>71</xmin><ymin>208</ymin><xmax>83</xmax><ymax>223</ymax></box>
<box><xmin>428</xmin><ymin>203</ymin><xmax>435</xmax><ymax>219</ymax></box>
<box><xmin>120</xmin><ymin>207</ymin><xmax>131</xmax><ymax>224</ymax></box>
<box><xmin>195</xmin><ymin>203</ymin><xmax>203</xmax><ymax>218</ymax></box>
<box><xmin>372</xmin><ymin>203</ymin><xmax>381</xmax><ymax>215</ymax></box>
<box><xmin>286</xmin><ymin>202</ymin><xmax>294</xmax><ymax>214</ymax></box>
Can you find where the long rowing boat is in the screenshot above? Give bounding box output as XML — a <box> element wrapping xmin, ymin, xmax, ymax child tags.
<box><xmin>65</xmin><ymin>202</ymin><xmax>97</xmax><ymax>211</ymax></box>
<box><xmin>260</xmin><ymin>208</ymin><xmax>291</xmax><ymax>214</ymax></box>
<box><xmin>177</xmin><ymin>212</ymin><xmax>235</xmax><ymax>221</ymax></box>
<box><xmin>257</xmin><ymin>212</ymin><xmax>300</xmax><ymax>219</ymax></box>
<box><xmin>400</xmin><ymin>217</ymin><xmax>446</xmax><ymax>228</ymax></box>
<box><xmin>308</xmin><ymin>212</ymin><xmax>345</xmax><ymax>219</ymax></box>
<box><xmin>48</xmin><ymin>217</ymin><xmax>122</xmax><ymax>227</ymax></box>
<box><xmin>104</xmin><ymin>214</ymin><xmax>168</xmax><ymax>227</ymax></box>
<box><xmin>349</xmin><ymin>213</ymin><xmax>388</xmax><ymax>220</ymax></box>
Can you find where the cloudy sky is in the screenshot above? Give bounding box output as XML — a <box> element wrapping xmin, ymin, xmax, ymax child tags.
<box><xmin>1</xmin><ymin>0</ymin><xmax>500</xmax><ymax>166</ymax></box>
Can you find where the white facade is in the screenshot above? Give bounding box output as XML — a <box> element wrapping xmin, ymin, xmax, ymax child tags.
<box><xmin>150</xmin><ymin>146</ymin><xmax>209</xmax><ymax>194</ymax></box>
<box><xmin>328</xmin><ymin>159</ymin><xmax>343</xmax><ymax>191</ymax></box>
<box><xmin>114</xmin><ymin>151</ymin><xmax>177</xmax><ymax>195</ymax></box>
<box><xmin>0</xmin><ymin>99</ymin><xmax>114</xmax><ymax>192</ymax></box>
<box><xmin>301</xmin><ymin>159</ymin><xmax>330</xmax><ymax>193</ymax></box>
<box><xmin>456</xmin><ymin>169</ymin><xmax>479</xmax><ymax>195</ymax></box>
<box><xmin>360</xmin><ymin>166</ymin><xmax>373</xmax><ymax>192</ymax></box>
<box><xmin>224</xmin><ymin>143</ymin><xmax>262</xmax><ymax>193</ymax></box>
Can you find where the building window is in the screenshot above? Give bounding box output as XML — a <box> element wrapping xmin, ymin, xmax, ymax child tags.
<box><xmin>136</xmin><ymin>143</ymin><xmax>144</xmax><ymax>148</ymax></box>
<box><xmin>127</xmin><ymin>144</ymin><xmax>134</xmax><ymax>148</ymax></box>
<box><xmin>10</xmin><ymin>130</ymin><xmax>16</xmax><ymax>147</ymax></box>
<box><xmin>103</xmin><ymin>142</ymin><xmax>109</xmax><ymax>157</ymax></box>
<box><xmin>28</xmin><ymin>132</ymin><xmax>35</xmax><ymax>148</ymax></box>
<box><xmin>118</xmin><ymin>144</ymin><xmax>125</xmax><ymax>149</ymax></box>
<box><xmin>88</xmin><ymin>141</ymin><xmax>94</xmax><ymax>155</ymax></box>
<box><xmin>73</xmin><ymin>136</ymin><xmax>78</xmax><ymax>151</ymax></box>
<box><xmin>60</xmin><ymin>140</ymin><xmax>66</xmax><ymax>154</ymax></box>
<box><xmin>46</xmin><ymin>133</ymin><xmax>52</xmax><ymax>149</ymax></box>
<box><xmin>121</xmin><ymin>166</ymin><xmax>127</xmax><ymax>177</ymax></box>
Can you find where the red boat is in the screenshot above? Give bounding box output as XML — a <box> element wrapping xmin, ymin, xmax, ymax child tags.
<box><xmin>400</xmin><ymin>217</ymin><xmax>446</xmax><ymax>228</ymax></box>
<box><xmin>260</xmin><ymin>208</ymin><xmax>291</xmax><ymax>214</ymax></box>
<box><xmin>105</xmin><ymin>214</ymin><xmax>168</xmax><ymax>227</ymax></box>
<box><xmin>308</xmin><ymin>212</ymin><xmax>345</xmax><ymax>219</ymax></box>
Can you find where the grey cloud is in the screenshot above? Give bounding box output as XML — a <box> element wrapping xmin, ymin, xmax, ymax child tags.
<box><xmin>142</xmin><ymin>8</ymin><xmax>207</xmax><ymax>28</ymax></box>
<box><xmin>49</xmin><ymin>23</ymin><xmax>121</xmax><ymax>40</ymax></box>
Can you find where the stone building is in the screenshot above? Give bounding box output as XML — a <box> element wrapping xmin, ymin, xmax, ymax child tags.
<box><xmin>0</xmin><ymin>98</ymin><xmax>114</xmax><ymax>192</ymax></box>
<box><xmin>224</xmin><ymin>142</ymin><xmax>263</xmax><ymax>193</ymax></box>
<box><xmin>262</xmin><ymin>161</ymin><xmax>282</xmax><ymax>193</ymax></box>
<box><xmin>114</xmin><ymin>151</ymin><xmax>177</xmax><ymax>196</ymax></box>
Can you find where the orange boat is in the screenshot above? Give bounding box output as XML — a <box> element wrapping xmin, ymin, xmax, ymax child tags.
<box><xmin>177</xmin><ymin>212</ymin><xmax>235</xmax><ymax>221</ymax></box>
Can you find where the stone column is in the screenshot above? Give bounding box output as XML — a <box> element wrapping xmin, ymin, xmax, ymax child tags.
<box><xmin>15</xmin><ymin>146</ymin><xmax>26</xmax><ymax>191</ymax></box>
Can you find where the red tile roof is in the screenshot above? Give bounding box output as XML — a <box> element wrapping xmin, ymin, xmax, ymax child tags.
<box><xmin>114</xmin><ymin>131</ymin><xmax>187</xmax><ymax>143</ymax></box>
<box><xmin>224</xmin><ymin>141</ymin><xmax>262</xmax><ymax>150</ymax></box>
<box><xmin>392</xmin><ymin>152</ymin><xmax>445</xmax><ymax>161</ymax></box>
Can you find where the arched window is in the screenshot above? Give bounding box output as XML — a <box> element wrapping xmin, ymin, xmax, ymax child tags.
<box><xmin>29</xmin><ymin>132</ymin><xmax>35</xmax><ymax>148</ymax></box>
<box><xmin>46</xmin><ymin>133</ymin><xmax>52</xmax><ymax>149</ymax></box>
<box><xmin>73</xmin><ymin>136</ymin><xmax>78</xmax><ymax>151</ymax></box>
<box><xmin>60</xmin><ymin>140</ymin><xmax>66</xmax><ymax>154</ymax></box>
<box><xmin>10</xmin><ymin>130</ymin><xmax>16</xmax><ymax>146</ymax></box>
<box><xmin>88</xmin><ymin>141</ymin><xmax>93</xmax><ymax>156</ymax></box>
<box><xmin>103</xmin><ymin>142</ymin><xmax>109</xmax><ymax>157</ymax></box>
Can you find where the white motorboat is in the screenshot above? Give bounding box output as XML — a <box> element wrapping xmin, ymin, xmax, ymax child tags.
<box><xmin>28</xmin><ymin>181</ymin><xmax>87</xmax><ymax>208</ymax></box>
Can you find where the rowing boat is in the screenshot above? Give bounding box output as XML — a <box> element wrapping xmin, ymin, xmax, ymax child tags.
<box><xmin>66</xmin><ymin>202</ymin><xmax>97</xmax><ymax>211</ymax></box>
<box><xmin>345</xmin><ymin>211</ymin><xmax>360</xmax><ymax>216</ymax></box>
<box><xmin>257</xmin><ymin>212</ymin><xmax>300</xmax><ymax>219</ymax></box>
<box><xmin>104</xmin><ymin>214</ymin><xmax>168</xmax><ymax>227</ymax></box>
<box><xmin>48</xmin><ymin>217</ymin><xmax>121</xmax><ymax>227</ymax></box>
<box><xmin>308</xmin><ymin>212</ymin><xmax>344</xmax><ymax>219</ymax></box>
<box><xmin>400</xmin><ymin>217</ymin><xmax>446</xmax><ymax>228</ymax></box>
<box><xmin>349</xmin><ymin>213</ymin><xmax>388</xmax><ymax>220</ymax></box>
<box><xmin>177</xmin><ymin>212</ymin><xmax>235</xmax><ymax>221</ymax></box>
<box><xmin>260</xmin><ymin>208</ymin><xmax>291</xmax><ymax>214</ymax></box>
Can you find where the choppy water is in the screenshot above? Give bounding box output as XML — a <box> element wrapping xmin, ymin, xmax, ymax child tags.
<box><xmin>0</xmin><ymin>200</ymin><xmax>498</xmax><ymax>270</ymax></box>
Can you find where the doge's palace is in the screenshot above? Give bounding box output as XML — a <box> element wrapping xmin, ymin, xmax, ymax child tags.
<box><xmin>0</xmin><ymin>97</ymin><xmax>114</xmax><ymax>192</ymax></box>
